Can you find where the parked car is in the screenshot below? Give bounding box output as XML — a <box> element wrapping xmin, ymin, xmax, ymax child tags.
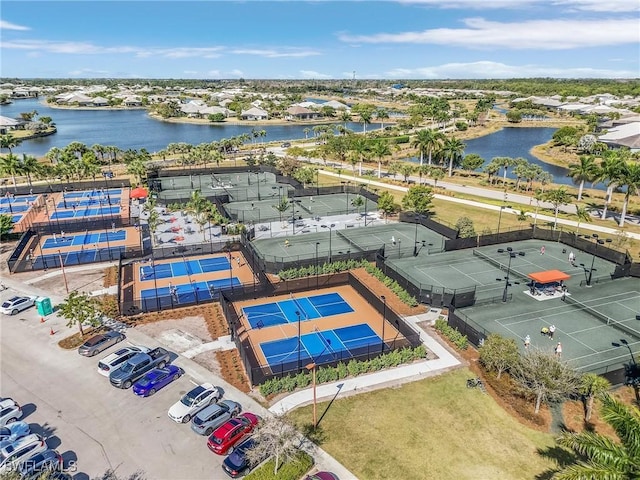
<box><xmin>78</xmin><ymin>330</ymin><xmax>125</xmax><ymax>357</ymax></box>
<box><xmin>132</xmin><ymin>365</ymin><xmax>183</xmax><ymax>397</ymax></box>
<box><xmin>17</xmin><ymin>448</ymin><xmax>63</xmax><ymax>477</ymax></box>
<box><xmin>0</xmin><ymin>399</ymin><xmax>22</xmax><ymax>427</ymax></box>
<box><xmin>207</xmin><ymin>413</ymin><xmax>260</xmax><ymax>455</ymax></box>
<box><xmin>0</xmin><ymin>421</ymin><xmax>30</xmax><ymax>449</ymax></box>
<box><xmin>191</xmin><ymin>399</ymin><xmax>242</xmax><ymax>436</ymax></box>
<box><xmin>109</xmin><ymin>347</ymin><xmax>171</xmax><ymax>389</ymax></box>
<box><xmin>305</xmin><ymin>473</ymin><xmax>339</xmax><ymax>480</ymax></box>
<box><xmin>168</xmin><ymin>383</ymin><xmax>222</xmax><ymax>423</ymax></box>
<box><xmin>280</xmin><ymin>142</ymin><xmax>291</xmax><ymax>148</ymax></box>
<box><xmin>0</xmin><ymin>296</ymin><xmax>36</xmax><ymax>315</ymax></box>
<box><xmin>0</xmin><ymin>434</ymin><xmax>47</xmax><ymax>473</ymax></box>
<box><xmin>222</xmin><ymin>437</ymin><xmax>269</xmax><ymax>478</ymax></box>
<box><xmin>97</xmin><ymin>345</ymin><xmax>150</xmax><ymax>377</ymax></box>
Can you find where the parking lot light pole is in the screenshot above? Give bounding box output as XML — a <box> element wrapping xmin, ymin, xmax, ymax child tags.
<box><xmin>305</xmin><ymin>362</ymin><xmax>318</xmax><ymax>429</ymax></box>
<box><xmin>58</xmin><ymin>250</ymin><xmax>69</xmax><ymax>293</ymax></box>
<box><xmin>381</xmin><ymin>295</ymin><xmax>387</xmax><ymax>354</ymax></box>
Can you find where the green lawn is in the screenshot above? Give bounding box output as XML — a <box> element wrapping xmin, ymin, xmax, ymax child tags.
<box><xmin>288</xmin><ymin>368</ymin><xmax>556</xmax><ymax>480</ymax></box>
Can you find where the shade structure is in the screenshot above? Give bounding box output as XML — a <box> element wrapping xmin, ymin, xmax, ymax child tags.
<box><xmin>130</xmin><ymin>187</ymin><xmax>148</xmax><ymax>199</ymax></box>
<box><xmin>527</xmin><ymin>270</ymin><xmax>570</xmax><ymax>284</ymax></box>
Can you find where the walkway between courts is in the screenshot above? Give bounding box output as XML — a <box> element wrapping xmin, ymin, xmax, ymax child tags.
<box><xmin>270</xmin><ymin>310</ymin><xmax>463</xmax><ymax>414</ymax></box>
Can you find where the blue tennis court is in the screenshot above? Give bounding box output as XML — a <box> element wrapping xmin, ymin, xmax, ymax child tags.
<box><xmin>242</xmin><ymin>292</ymin><xmax>354</xmax><ymax>329</ymax></box>
<box><xmin>0</xmin><ymin>204</ymin><xmax>30</xmax><ymax>215</ymax></box>
<box><xmin>57</xmin><ymin>197</ymin><xmax>120</xmax><ymax>208</ymax></box>
<box><xmin>42</xmin><ymin>230</ymin><xmax>127</xmax><ymax>249</ymax></box>
<box><xmin>51</xmin><ymin>206</ymin><xmax>120</xmax><ymax>219</ymax></box>
<box><xmin>63</xmin><ymin>189</ymin><xmax>122</xmax><ymax>199</ymax></box>
<box><xmin>140</xmin><ymin>257</ymin><xmax>231</xmax><ymax>280</ymax></box>
<box><xmin>30</xmin><ymin>246</ymin><xmax>126</xmax><ymax>270</ymax></box>
<box><xmin>140</xmin><ymin>277</ymin><xmax>241</xmax><ymax>310</ymax></box>
<box><xmin>0</xmin><ymin>195</ymin><xmax>38</xmax><ymax>205</ymax></box>
<box><xmin>260</xmin><ymin>323</ymin><xmax>382</xmax><ymax>369</ymax></box>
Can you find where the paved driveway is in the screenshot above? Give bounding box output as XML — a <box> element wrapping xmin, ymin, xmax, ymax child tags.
<box><xmin>0</xmin><ymin>297</ymin><xmax>235</xmax><ymax>480</ymax></box>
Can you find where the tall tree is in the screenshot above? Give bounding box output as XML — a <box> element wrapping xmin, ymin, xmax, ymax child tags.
<box><xmin>479</xmin><ymin>333</ymin><xmax>519</xmax><ymax>379</ymax></box>
<box><xmin>244</xmin><ymin>415</ymin><xmax>305</xmax><ymax>475</ymax></box>
<box><xmin>441</xmin><ymin>136</ymin><xmax>466</xmax><ymax>177</ymax></box>
<box><xmin>574</xmin><ymin>205</ymin><xmax>592</xmax><ymax>236</ymax></box>
<box><xmin>272</xmin><ymin>197</ymin><xmax>290</xmax><ymax>224</ymax></box>
<box><xmin>568</xmin><ymin>155</ymin><xmax>597</xmax><ymax>201</ymax></box>
<box><xmin>493</xmin><ymin>156</ymin><xmax>516</xmax><ymax>186</ymax></box>
<box><xmin>57</xmin><ymin>291</ymin><xmax>102</xmax><ymax>337</ymax></box>
<box><xmin>512</xmin><ymin>349</ymin><xmax>581</xmax><ymax>414</ymax></box>
<box><xmin>401</xmin><ymin>185</ymin><xmax>434</xmax><ymax>215</ymax></box>
<box><xmin>370</xmin><ymin>140</ymin><xmax>391</xmax><ymax>179</ymax></box>
<box><xmin>616</xmin><ymin>161</ymin><xmax>640</xmax><ymax>228</ymax></box>
<box><xmin>0</xmin><ymin>153</ymin><xmax>23</xmax><ymax>190</ymax></box>
<box><xmin>411</xmin><ymin>129</ymin><xmax>443</xmax><ymax>166</ymax></box>
<box><xmin>579</xmin><ymin>373</ymin><xmax>611</xmax><ymax>423</ymax></box>
<box><xmin>0</xmin><ymin>134</ymin><xmax>22</xmax><ymax>154</ymax></box>
<box><xmin>595</xmin><ymin>150</ymin><xmax>625</xmax><ymax>221</ymax></box>
<box><xmin>553</xmin><ymin>393</ymin><xmax>640</xmax><ymax>480</ymax></box>
<box><xmin>543</xmin><ymin>187</ymin><xmax>571</xmax><ymax>230</ymax></box>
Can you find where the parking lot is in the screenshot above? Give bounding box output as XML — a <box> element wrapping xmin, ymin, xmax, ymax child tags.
<box><xmin>0</xmin><ymin>289</ymin><xmax>257</xmax><ymax>479</ymax></box>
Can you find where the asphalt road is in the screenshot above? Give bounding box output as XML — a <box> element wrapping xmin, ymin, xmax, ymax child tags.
<box><xmin>0</xmin><ymin>294</ymin><xmax>237</xmax><ymax>480</ymax></box>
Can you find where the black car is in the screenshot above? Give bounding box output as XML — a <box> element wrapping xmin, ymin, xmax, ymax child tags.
<box><xmin>280</xmin><ymin>142</ymin><xmax>291</xmax><ymax>148</ymax></box>
<box><xmin>78</xmin><ymin>330</ymin><xmax>125</xmax><ymax>356</ymax></box>
<box><xmin>222</xmin><ymin>437</ymin><xmax>268</xmax><ymax>478</ymax></box>
<box><xmin>18</xmin><ymin>448</ymin><xmax>63</xmax><ymax>477</ymax></box>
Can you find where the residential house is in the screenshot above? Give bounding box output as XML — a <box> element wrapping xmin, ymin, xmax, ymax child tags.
<box><xmin>240</xmin><ymin>106</ymin><xmax>269</xmax><ymax>120</ymax></box>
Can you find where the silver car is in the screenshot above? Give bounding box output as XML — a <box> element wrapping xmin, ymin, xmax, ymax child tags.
<box><xmin>0</xmin><ymin>434</ymin><xmax>47</xmax><ymax>473</ymax></box>
<box><xmin>78</xmin><ymin>330</ymin><xmax>125</xmax><ymax>357</ymax></box>
<box><xmin>191</xmin><ymin>399</ymin><xmax>242</xmax><ymax>436</ymax></box>
<box><xmin>0</xmin><ymin>296</ymin><xmax>36</xmax><ymax>315</ymax></box>
<box><xmin>0</xmin><ymin>399</ymin><xmax>23</xmax><ymax>428</ymax></box>
<box><xmin>97</xmin><ymin>345</ymin><xmax>150</xmax><ymax>377</ymax></box>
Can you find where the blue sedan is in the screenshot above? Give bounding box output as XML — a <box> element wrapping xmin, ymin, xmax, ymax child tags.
<box><xmin>132</xmin><ymin>365</ymin><xmax>183</xmax><ymax>397</ymax></box>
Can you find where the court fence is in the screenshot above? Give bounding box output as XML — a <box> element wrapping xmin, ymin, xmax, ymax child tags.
<box><xmin>219</xmin><ymin>270</ymin><xmax>422</xmax><ymax>386</ymax></box>
<box><xmin>1</xmin><ymin>178</ymin><xmax>131</xmax><ymax>196</ymax></box>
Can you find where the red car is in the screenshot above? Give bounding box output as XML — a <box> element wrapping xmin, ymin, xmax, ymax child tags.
<box><xmin>207</xmin><ymin>413</ymin><xmax>260</xmax><ymax>455</ymax></box>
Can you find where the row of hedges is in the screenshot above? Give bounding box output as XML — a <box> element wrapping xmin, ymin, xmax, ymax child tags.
<box><xmin>434</xmin><ymin>318</ymin><xmax>468</xmax><ymax>350</ymax></box>
<box><xmin>362</xmin><ymin>263</ymin><xmax>418</xmax><ymax>307</ymax></box>
<box><xmin>278</xmin><ymin>259</ymin><xmax>368</xmax><ymax>280</ymax></box>
<box><xmin>259</xmin><ymin>345</ymin><xmax>428</xmax><ymax>396</ymax></box>
<box><xmin>245</xmin><ymin>451</ymin><xmax>314</xmax><ymax>480</ymax></box>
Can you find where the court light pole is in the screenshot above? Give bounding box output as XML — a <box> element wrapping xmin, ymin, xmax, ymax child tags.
<box><xmin>380</xmin><ymin>295</ymin><xmax>387</xmax><ymax>354</ymax></box>
<box><xmin>315</xmin><ymin>242</ymin><xmax>320</xmax><ymax>288</ymax></box>
<box><xmin>413</xmin><ymin>214</ymin><xmax>421</xmax><ymax>256</ymax></box>
<box><xmin>321</xmin><ymin>223</ymin><xmax>335</xmax><ymax>263</ymax></box>
<box><xmin>583</xmin><ymin>233</ymin><xmax>611</xmax><ymax>287</ymax></box>
<box><xmin>296</xmin><ymin>310</ymin><xmax>302</xmax><ymax>373</ymax></box>
<box><xmin>58</xmin><ymin>250</ymin><xmax>69</xmax><ymax>293</ymax></box>
<box><xmin>497</xmin><ymin>247</ymin><xmax>523</xmax><ymax>302</ymax></box>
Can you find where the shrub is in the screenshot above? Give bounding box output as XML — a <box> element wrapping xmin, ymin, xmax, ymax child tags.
<box><xmin>434</xmin><ymin>318</ymin><xmax>468</xmax><ymax>350</ymax></box>
<box><xmin>244</xmin><ymin>451</ymin><xmax>314</xmax><ymax>480</ymax></box>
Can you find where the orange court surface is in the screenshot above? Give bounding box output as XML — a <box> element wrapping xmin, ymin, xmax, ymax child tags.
<box><xmin>233</xmin><ymin>284</ymin><xmax>404</xmax><ymax>370</ymax></box>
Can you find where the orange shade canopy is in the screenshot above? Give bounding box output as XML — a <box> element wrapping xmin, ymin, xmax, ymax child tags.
<box><xmin>527</xmin><ymin>270</ymin><xmax>570</xmax><ymax>284</ymax></box>
<box><xmin>130</xmin><ymin>187</ymin><xmax>148</xmax><ymax>199</ymax></box>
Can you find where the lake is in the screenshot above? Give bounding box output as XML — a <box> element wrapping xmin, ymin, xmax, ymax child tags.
<box><xmin>0</xmin><ymin>98</ymin><xmax>379</xmax><ymax>157</ymax></box>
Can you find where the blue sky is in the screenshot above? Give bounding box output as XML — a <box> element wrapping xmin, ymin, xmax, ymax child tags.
<box><xmin>1</xmin><ymin>0</ymin><xmax>638</xmax><ymax>79</ymax></box>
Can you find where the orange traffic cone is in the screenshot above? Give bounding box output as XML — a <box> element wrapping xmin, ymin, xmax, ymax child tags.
<box><xmin>40</xmin><ymin>316</ymin><xmax>45</xmax><ymax>323</ymax></box>
<box><xmin>49</xmin><ymin>328</ymin><xmax>55</xmax><ymax>336</ymax></box>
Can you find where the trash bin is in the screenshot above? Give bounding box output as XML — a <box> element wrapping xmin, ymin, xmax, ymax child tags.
<box><xmin>36</xmin><ymin>297</ymin><xmax>54</xmax><ymax>316</ymax></box>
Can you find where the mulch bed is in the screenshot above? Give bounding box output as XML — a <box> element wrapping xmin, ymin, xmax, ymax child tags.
<box><xmin>103</xmin><ymin>266</ymin><xmax>118</xmax><ymax>288</ymax></box>
<box><xmin>216</xmin><ymin>350</ymin><xmax>251</xmax><ymax>394</ymax></box>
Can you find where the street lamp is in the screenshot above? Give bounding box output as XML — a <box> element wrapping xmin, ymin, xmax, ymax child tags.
<box><xmin>497</xmin><ymin>247</ymin><xmax>523</xmax><ymax>302</ymax></box>
<box><xmin>305</xmin><ymin>362</ymin><xmax>318</xmax><ymax>428</ymax></box>
<box><xmin>496</xmin><ymin>205</ymin><xmax>512</xmax><ymax>238</ymax></box>
<box><xmin>296</xmin><ymin>310</ymin><xmax>302</xmax><ymax>372</ymax></box>
<box><xmin>381</xmin><ymin>295</ymin><xmax>387</xmax><ymax>354</ymax></box>
<box><xmin>321</xmin><ymin>223</ymin><xmax>335</xmax><ymax>262</ymax></box>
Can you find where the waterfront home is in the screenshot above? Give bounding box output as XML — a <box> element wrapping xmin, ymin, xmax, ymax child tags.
<box><xmin>285</xmin><ymin>105</ymin><xmax>321</xmax><ymax>121</ymax></box>
<box><xmin>240</xmin><ymin>106</ymin><xmax>269</xmax><ymax>120</ymax></box>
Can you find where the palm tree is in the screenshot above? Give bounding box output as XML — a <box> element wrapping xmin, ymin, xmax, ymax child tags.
<box><xmin>411</xmin><ymin>129</ymin><xmax>444</xmax><ymax>167</ymax></box>
<box><xmin>350</xmin><ymin>137</ymin><xmax>369</xmax><ymax>176</ymax></box>
<box><xmin>493</xmin><ymin>156</ymin><xmax>516</xmax><ymax>186</ymax></box>
<box><xmin>595</xmin><ymin>151</ymin><xmax>625</xmax><ymax>221</ymax></box>
<box><xmin>417</xmin><ymin>164</ymin><xmax>431</xmax><ymax>185</ymax></box>
<box><xmin>340</xmin><ymin>110</ymin><xmax>351</xmax><ymax>129</ymax></box>
<box><xmin>578</xmin><ymin>373</ymin><xmax>610</xmax><ymax>423</ymax></box>
<box><xmin>186</xmin><ymin>191</ymin><xmax>211</xmax><ymax>241</ymax></box>
<box><xmin>376</xmin><ymin>108</ymin><xmax>389</xmax><ymax>131</ymax></box>
<box><xmin>303</xmin><ymin>127</ymin><xmax>311</xmax><ymax>140</ymax></box>
<box><xmin>370</xmin><ymin>140</ymin><xmax>391</xmax><ymax>178</ymax></box>
<box><xmin>0</xmin><ymin>153</ymin><xmax>23</xmax><ymax>190</ymax></box>
<box><xmin>553</xmin><ymin>393</ymin><xmax>640</xmax><ymax>480</ymax></box>
<box><xmin>359</xmin><ymin>110</ymin><xmax>373</xmax><ymax>134</ymax></box>
<box><xmin>568</xmin><ymin>155</ymin><xmax>598</xmax><ymax>201</ymax></box>
<box><xmin>574</xmin><ymin>205</ymin><xmax>592</xmax><ymax>236</ymax></box>
<box><xmin>617</xmin><ymin>161</ymin><xmax>640</xmax><ymax>227</ymax></box>
<box><xmin>431</xmin><ymin>167</ymin><xmax>445</xmax><ymax>187</ymax></box>
<box><xmin>441</xmin><ymin>136</ymin><xmax>466</xmax><ymax>177</ymax></box>
<box><xmin>543</xmin><ymin>187</ymin><xmax>571</xmax><ymax>230</ymax></box>
<box><xmin>0</xmin><ymin>134</ymin><xmax>22</xmax><ymax>154</ymax></box>
<box><xmin>20</xmin><ymin>154</ymin><xmax>40</xmax><ymax>187</ymax></box>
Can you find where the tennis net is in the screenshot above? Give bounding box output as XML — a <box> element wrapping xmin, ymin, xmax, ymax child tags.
<box><xmin>472</xmin><ymin>250</ymin><xmax>530</xmax><ymax>283</ymax></box>
<box><xmin>563</xmin><ymin>295</ymin><xmax>640</xmax><ymax>341</ymax></box>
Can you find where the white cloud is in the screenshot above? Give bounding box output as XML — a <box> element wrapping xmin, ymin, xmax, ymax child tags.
<box><xmin>230</xmin><ymin>48</ymin><xmax>321</xmax><ymax>58</ymax></box>
<box><xmin>68</xmin><ymin>68</ymin><xmax>110</xmax><ymax>77</ymax></box>
<box><xmin>384</xmin><ymin>60</ymin><xmax>639</xmax><ymax>78</ymax></box>
<box><xmin>397</xmin><ymin>0</ymin><xmax>535</xmax><ymax>8</ymax></box>
<box><xmin>0</xmin><ymin>20</ymin><xmax>30</xmax><ymax>31</ymax></box>
<box><xmin>339</xmin><ymin>17</ymin><xmax>639</xmax><ymax>49</ymax></box>
<box><xmin>552</xmin><ymin>0</ymin><xmax>640</xmax><ymax>12</ymax></box>
<box><xmin>299</xmin><ymin>70</ymin><xmax>332</xmax><ymax>79</ymax></box>
<box><xmin>228</xmin><ymin>69</ymin><xmax>244</xmax><ymax>77</ymax></box>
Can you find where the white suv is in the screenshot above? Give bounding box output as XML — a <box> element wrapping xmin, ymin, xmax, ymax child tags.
<box><xmin>0</xmin><ymin>434</ymin><xmax>47</xmax><ymax>473</ymax></box>
<box><xmin>97</xmin><ymin>345</ymin><xmax>150</xmax><ymax>377</ymax></box>
<box><xmin>0</xmin><ymin>296</ymin><xmax>36</xmax><ymax>316</ymax></box>
<box><xmin>0</xmin><ymin>399</ymin><xmax>22</xmax><ymax>428</ymax></box>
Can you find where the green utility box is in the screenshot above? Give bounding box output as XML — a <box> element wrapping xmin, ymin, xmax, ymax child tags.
<box><xmin>36</xmin><ymin>297</ymin><xmax>54</xmax><ymax>316</ymax></box>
